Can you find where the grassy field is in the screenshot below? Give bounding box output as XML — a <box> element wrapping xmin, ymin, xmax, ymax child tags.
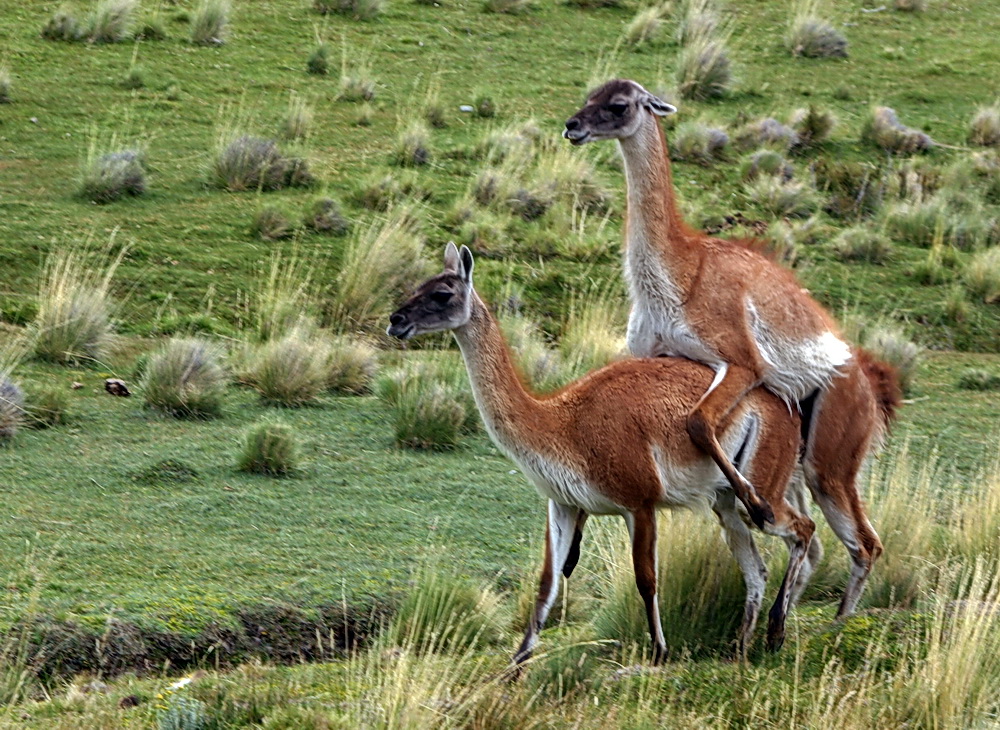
<box><xmin>1</xmin><ymin>0</ymin><xmax>1000</xmax><ymax>725</ymax></box>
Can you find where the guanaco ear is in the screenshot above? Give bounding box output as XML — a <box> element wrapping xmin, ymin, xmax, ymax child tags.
<box><xmin>644</xmin><ymin>92</ymin><xmax>677</xmax><ymax>117</ymax></box>
<box><xmin>458</xmin><ymin>245</ymin><xmax>475</xmax><ymax>284</ymax></box>
<box><xmin>443</xmin><ymin>241</ymin><xmax>461</xmax><ymax>273</ymax></box>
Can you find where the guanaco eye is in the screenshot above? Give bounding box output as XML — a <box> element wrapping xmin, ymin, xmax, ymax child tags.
<box><xmin>607</xmin><ymin>102</ymin><xmax>628</xmax><ymax>116</ymax></box>
<box><xmin>430</xmin><ymin>290</ymin><xmax>453</xmax><ymax>305</ymax></box>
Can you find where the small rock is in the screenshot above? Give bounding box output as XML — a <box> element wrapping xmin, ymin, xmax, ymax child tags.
<box><xmin>118</xmin><ymin>695</ymin><xmax>141</xmax><ymax>709</ymax></box>
<box><xmin>29</xmin><ymin>117</ymin><xmax>38</xmax><ymax>124</ymax></box>
<box><xmin>459</xmin><ymin>105</ymin><xmax>474</xmax><ymax>113</ymax></box>
<box><xmin>71</xmin><ymin>382</ymin><xmax>84</xmax><ymax>390</ymax></box>
<box><xmin>104</xmin><ymin>378</ymin><xmax>132</xmax><ymax>397</ymax></box>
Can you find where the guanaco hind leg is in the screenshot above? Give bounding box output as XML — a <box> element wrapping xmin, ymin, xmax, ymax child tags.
<box><xmin>515</xmin><ymin>501</ymin><xmax>584</xmax><ymax>665</ymax></box>
<box><xmin>625</xmin><ymin>508</ymin><xmax>668</xmax><ymax>663</ymax></box>
<box><xmin>687</xmin><ymin>363</ymin><xmax>775</xmax><ymax>528</ymax></box>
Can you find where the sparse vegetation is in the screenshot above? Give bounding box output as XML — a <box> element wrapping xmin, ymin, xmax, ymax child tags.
<box><xmin>87</xmin><ymin>0</ymin><xmax>137</xmax><ymax>43</ymax></box>
<box><xmin>190</xmin><ymin>0</ymin><xmax>229</xmax><ymax>45</ymax></box>
<box><xmin>252</xmin><ymin>205</ymin><xmax>297</xmax><ymax>241</ymax></box>
<box><xmin>484</xmin><ymin>0</ymin><xmax>533</xmax><ymax>14</ymax></box>
<box><xmin>23</xmin><ymin>384</ymin><xmax>70</xmax><ymax>429</ymax></box>
<box><xmin>79</xmin><ymin>144</ymin><xmax>145</xmax><ymax>204</ymax></box>
<box><xmin>957</xmin><ymin>368</ymin><xmax>1000</xmax><ymax>391</ymax></box>
<box><xmin>623</xmin><ymin>4</ymin><xmax>669</xmax><ymax>46</ymax></box>
<box><xmin>675</xmin><ymin>30</ymin><xmax>732</xmax><ymax>101</ymax></box>
<box><xmin>41</xmin><ymin>7</ymin><xmax>83</xmax><ymax>41</ymax></box>
<box><xmin>306</xmin><ymin>43</ymin><xmax>330</xmax><ymax>75</ymax></box>
<box><xmin>281</xmin><ymin>92</ymin><xmax>312</xmax><ymax>141</ymax></box>
<box><xmin>894</xmin><ymin>0</ymin><xmax>928</xmax><ymax>11</ymax></box>
<box><xmin>744</xmin><ymin>176</ymin><xmax>818</xmax><ymax>218</ymax></box>
<box><xmin>326</xmin><ymin>336</ymin><xmax>378</xmax><ymax>394</ymax></box>
<box><xmin>237</xmin><ymin>420</ymin><xmax>299</xmax><ymax>475</ymax></box>
<box><xmin>392</xmin><ymin>120</ymin><xmax>432</xmax><ymax>167</ymax></box>
<box><xmin>789</xmin><ymin>105</ymin><xmax>837</xmax><ymax>146</ymax></box>
<box><xmin>377</xmin><ymin>358</ymin><xmax>478</xmax><ymax>449</ymax></box>
<box><xmin>0</xmin><ymin>372</ymin><xmax>25</xmax><ymax>441</ymax></box>
<box><xmin>740</xmin><ymin>148</ymin><xmax>792</xmax><ymax>181</ymax></box>
<box><xmin>734</xmin><ymin>117</ymin><xmax>800</xmax><ymax>152</ymax></box>
<box><xmin>211</xmin><ymin>134</ymin><xmax>314</xmax><ymax>192</ymax></box>
<box><xmin>304</xmin><ymin>197</ymin><xmax>350</xmax><ymax>235</ymax></box>
<box><xmin>338</xmin><ymin>56</ymin><xmax>377</xmax><ymax>102</ymax></box>
<box><xmin>241</xmin><ymin>327</ymin><xmax>331</xmax><ymax>406</ymax></box>
<box><xmin>847</xmin><ymin>318</ymin><xmax>923</xmax><ymax>395</ymax></box>
<box><xmin>0</xmin><ymin>64</ymin><xmax>11</xmax><ymax>104</ymax></box>
<box><xmin>670</xmin><ymin>121</ymin><xmax>729</xmax><ymax>163</ymax></box>
<box><xmin>676</xmin><ymin>0</ymin><xmax>719</xmax><ymax>45</ymax></box>
<box><xmin>314</xmin><ymin>0</ymin><xmax>384</xmax><ymax>20</ymax></box>
<box><xmin>832</xmin><ymin>225</ymin><xmax>893</xmax><ymax>264</ymax></box>
<box><xmin>142</xmin><ymin>337</ymin><xmax>228</xmax><ymax>417</ymax></box>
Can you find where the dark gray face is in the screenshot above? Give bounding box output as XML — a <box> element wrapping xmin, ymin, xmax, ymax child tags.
<box><xmin>387</xmin><ymin>273</ymin><xmax>468</xmax><ymax>340</ymax></box>
<box><xmin>563</xmin><ymin>79</ymin><xmax>676</xmax><ymax>145</ymax></box>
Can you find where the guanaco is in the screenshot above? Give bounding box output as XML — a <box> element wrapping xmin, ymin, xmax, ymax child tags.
<box><xmin>563</xmin><ymin>79</ymin><xmax>900</xmax><ymax>616</ymax></box>
<box><xmin>388</xmin><ymin>243</ymin><xmax>816</xmax><ymax>663</ymax></box>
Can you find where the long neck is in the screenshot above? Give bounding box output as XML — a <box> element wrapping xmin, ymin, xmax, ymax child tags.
<box><xmin>452</xmin><ymin>293</ymin><xmax>552</xmax><ymax>452</ymax></box>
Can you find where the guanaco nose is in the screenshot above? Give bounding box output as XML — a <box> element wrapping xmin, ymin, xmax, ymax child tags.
<box><xmin>389</xmin><ymin>313</ymin><xmax>405</xmax><ymax>326</ymax></box>
<box><xmin>565</xmin><ymin>118</ymin><xmax>580</xmax><ymax>131</ymax></box>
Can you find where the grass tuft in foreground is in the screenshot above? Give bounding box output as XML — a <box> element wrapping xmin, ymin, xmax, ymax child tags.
<box><xmin>237</xmin><ymin>420</ymin><xmax>299</xmax><ymax>476</ymax></box>
<box><xmin>79</xmin><ymin>145</ymin><xmax>145</xmax><ymax>204</ymax></box>
<box><xmin>190</xmin><ymin>0</ymin><xmax>230</xmax><ymax>45</ymax></box>
<box><xmin>786</xmin><ymin>0</ymin><xmax>847</xmax><ymax>58</ymax></box>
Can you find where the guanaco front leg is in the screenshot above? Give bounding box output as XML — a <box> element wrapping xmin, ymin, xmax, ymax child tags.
<box><xmin>514</xmin><ymin>501</ymin><xmax>585</xmax><ymax>665</ymax></box>
<box><xmin>687</xmin><ymin>363</ymin><xmax>775</xmax><ymax>527</ymax></box>
<box><xmin>627</xmin><ymin>508</ymin><xmax>668</xmax><ymax>663</ymax></box>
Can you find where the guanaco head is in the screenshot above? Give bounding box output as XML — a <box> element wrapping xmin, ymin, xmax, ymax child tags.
<box><xmin>387</xmin><ymin>242</ymin><xmax>475</xmax><ymax>340</ymax></box>
<box><xmin>563</xmin><ymin>79</ymin><xmax>676</xmax><ymax>145</ymax></box>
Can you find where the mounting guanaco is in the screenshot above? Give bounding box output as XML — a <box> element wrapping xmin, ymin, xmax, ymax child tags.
<box><xmin>388</xmin><ymin>243</ymin><xmax>816</xmax><ymax>663</ymax></box>
<box><xmin>563</xmin><ymin>79</ymin><xmax>900</xmax><ymax>617</ymax></box>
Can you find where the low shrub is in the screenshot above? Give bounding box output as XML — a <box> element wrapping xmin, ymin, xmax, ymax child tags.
<box><xmin>670</xmin><ymin>121</ymin><xmax>729</xmax><ymax>164</ymax></box>
<box><xmin>815</xmin><ymin>159</ymin><xmax>885</xmax><ymax>220</ymax></box>
<box><xmin>832</xmin><ymin>225</ymin><xmax>893</xmax><ymax>264</ymax></box>
<box><xmin>121</xmin><ymin>65</ymin><xmax>144</xmax><ymax>90</ymax></box>
<box><xmin>863</xmin><ymin>106</ymin><xmax>933</xmax><ymax>154</ymax></box>
<box><xmin>306</xmin><ymin>43</ymin><xmax>330</xmax><ymax>75</ymax></box>
<box><xmin>190</xmin><ymin>0</ymin><xmax>229</xmax><ymax>44</ymax></box>
<box><xmin>786</xmin><ymin>6</ymin><xmax>847</xmax><ymax>58</ymax></box>
<box><xmin>281</xmin><ymin>93</ymin><xmax>312</xmax><ymax>141</ymax></box>
<box><xmin>744</xmin><ymin>176</ymin><xmax>818</xmax><ymax>219</ymax></box>
<box><xmin>304</xmin><ymin>197</ymin><xmax>350</xmax><ymax>235</ymax></box>
<box><xmin>24</xmin><ymin>384</ymin><xmax>70</xmax><ymax>429</ymax></box>
<box><xmin>789</xmin><ymin>105</ymin><xmax>837</xmax><ymax>146</ymax></box>
<box><xmin>135</xmin><ymin>18</ymin><xmax>167</xmax><ymax>40</ymax></box>
<box><xmin>676</xmin><ymin>32</ymin><xmax>732</xmax><ymax>101</ymax></box>
<box><xmin>326</xmin><ymin>336</ymin><xmax>378</xmax><ymax>394</ymax></box>
<box><xmin>475</xmin><ymin>95</ymin><xmax>498</xmax><ymax>118</ymax></box>
<box><xmin>211</xmin><ymin>135</ymin><xmax>313</xmax><ymax>192</ymax></box>
<box><xmin>740</xmin><ymin>149</ymin><xmax>792</xmax><ymax>181</ymax></box>
<box><xmin>252</xmin><ymin>206</ymin><xmax>297</xmax><ymax>241</ymax></box>
<box><xmin>560</xmin><ymin>292</ymin><xmax>625</xmax><ymax>376</ymax></box>
<box><xmin>41</xmin><ymin>8</ymin><xmax>83</xmax><ymax>41</ymax></box>
<box><xmin>846</xmin><ymin>319</ymin><xmax>923</xmax><ymax>395</ymax></box>
<box><xmin>734</xmin><ymin>117</ymin><xmax>799</xmax><ymax>152</ymax></box>
<box><xmin>0</xmin><ymin>374</ymin><xmax>24</xmax><ymax>440</ymax></box>
<box><xmin>79</xmin><ymin>149</ymin><xmax>146</xmax><ymax>204</ymax></box>
<box><xmin>963</xmin><ymin>247</ymin><xmax>1000</xmax><ymax>304</ymax></box>
<box><xmin>942</xmin><ymin>286</ymin><xmax>971</xmax><ymax>324</ymax></box>
<box><xmin>237</xmin><ymin>421</ymin><xmax>299</xmax><ymax>476</ymax></box>
<box><xmin>956</xmin><ymin>369</ymin><xmax>1000</xmax><ymax>391</ymax></box>
<box><xmin>339</xmin><ymin>66</ymin><xmax>377</xmax><ymax>102</ymax></box>
<box><xmin>968</xmin><ymin>104</ymin><xmax>1000</xmax><ymax>148</ymax></box>
<box><xmin>142</xmin><ymin>337</ymin><xmax>228</xmax><ymax>418</ymax></box>
<box><xmin>676</xmin><ymin>0</ymin><xmax>719</xmax><ymax>45</ymax></box>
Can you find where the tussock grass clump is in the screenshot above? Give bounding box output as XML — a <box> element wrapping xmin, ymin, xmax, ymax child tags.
<box><xmin>237</xmin><ymin>421</ymin><xmax>299</xmax><ymax>476</ymax></box>
<box><xmin>624</xmin><ymin>4</ymin><xmax>670</xmax><ymax>46</ymax></box>
<box><xmin>136</xmin><ymin>18</ymin><xmax>167</xmax><ymax>40</ymax></box>
<box><xmin>786</xmin><ymin>0</ymin><xmax>847</xmax><ymax>58</ymax></box>
<box><xmin>881</xmin><ymin>199</ymin><xmax>942</xmax><ymax>247</ymax></box>
<box><xmin>377</xmin><ymin>358</ymin><xmax>477</xmax><ymax>449</ymax></box>
<box><xmin>252</xmin><ymin>205</ymin><xmax>297</xmax><ymax>241</ymax></box>
<box><xmin>498</xmin><ymin>312</ymin><xmax>567</xmax><ymax>391</ymax></box>
<box><xmin>963</xmin><ymin>247</ymin><xmax>1000</xmax><ymax>304</ymax></box>
<box><xmin>281</xmin><ymin>93</ymin><xmax>312</xmax><ymax>141</ymax></box>
<box><xmin>338</xmin><ymin>64</ymin><xmax>377</xmax><ymax>102</ymax></box>
<box><xmin>744</xmin><ymin>176</ymin><xmax>818</xmax><ymax>219</ymax></box>
<box><xmin>968</xmin><ymin>104</ymin><xmax>1000</xmax><ymax>148</ymax></box>
<box><xmin>832</xmin><ymin>225</ymin><xmax>893</xmax><ymax>264</ymax></box>
<box><xmin>24</xmin><ymin>384</ymin><xmax>70</xmax><ymax>429</ymax></box>
<box><xmin>79</xmin><ymin>148</ymin><xmax>145</xmax><ymax>204</ymax></box>
<box><xmin>392</xmin><ymin>120</ymin><xmax>432</xmax><ymax>167</ymax></box>
<box><xmin>87</xmin><ymin>0</ymin><xmax>137</xmax><ymax>43</ymax></box>
<box><xmin>242</xmin><ymin>327</ymin><xmax>331</xmax><ymax>406</ymax></box>
<box><xmin>314</xmin><ymin>0</ymin><xmax>383</xmax><ymax>20</ymax></box>
<box><xmin>846</xmin><ymin>318</ymin><xmax>923</xmax><ymax>395</ymax></box>
<box><xmin>676</xmin><ymin>0</ymin><xmax>719</xmax><ymax>45</ymax></box>
<box><xmin>386</xmin><ymin>567</ymin><xmax>504</xmax><ymax>653</ymax></box>
<box><xmin>815</xmin><ymin>159</ymin><xmax>885</xmax><ymax>220</ymax></box>
<box><xmin>734</xmin><ymin>117</ymin><xmax>799</xmax><ymax>152</ymax></box>
<box><xmin>190</xmin><ymin>0</ymin><xmax>229</xmax><ymax>44</ymax></box>
<box><xmin>894</xmin><ymin>0</ymin><xmax>927</xmax><ymax>11</ymax></box>
<box><xmin>957</xmin><ymin>368</ymin><xmax>1000</xmax><ymax>391</ymax></box>
<box><xmin>353</xmin><ymin>172</ymin><xmax>428</xmax><ymax>210</ymax></box>
<box><xmin>863</xmin><ymin>106</ymin><xmax>934</xmax><ymax>154</ymax></box>
<box><xmin>675</xmin><ymin>32</ymin><xmax>732</xmax><ymax>101</ymax></box>
<box><xmin>670</xmin><ymin>121</ymin><xmax>729</xmax><ymax>163</ymax></box>
<box><xmin>740</xmin><ymin>148</ymin><xmax>792</xmax><ymax>181</ymax></box>
<box><xmin>942</xmin><ymin>285</ymin><xmax>971</xmax><ymax>323</ymax></box>
<box><xmin>142</xmin><ymin>337</ymin><xmax>228</xmax><ymax>418</ymax></box>
<box><xmin>328</xmin><ymin>208</ymin><xmax>430</xmax><ymax>330</ymax></box>
<box><xmin>326</xmin><ymin>336</ymin><xmax>378</xmax><ymax>394</ymax></box>
<box><xmin>31</xmin><ymin>248</ymin><xmax>120</xmax><ymax>364</ymax></box>
<box><xmin>789</xmin><ymin>105</ymin><xmax>837</xmax><ymax>146</ymax></box>
<box><xmin>0</xmin><ymin>373</ymin><xmax>25</xmax><ymax>441</ymax></box>
<box><xmin>41</xmin><ymin>7</ymin><xmax>83</xmax><ymax>41</ymax></box>
<box><xmin>475</xmin><ymin>94</ymin><xmax>498</xmax><ymax>118</ymax></box>
<box><xmin>304</xmin><ymin>197</ymin><xmax>350</xmax><ymax>235</ymax></box>
<box><xmin>306</xmin><ymin>43</ymin><xmax>330</xmax><ymax>75</ymax></box>
<box><xmin>253</xmin><ymin>251</ymin><xmax>318</xmax><ymax>341</ymax></box>
<box><xmin>212</xmin><ymin>135</ymin><xmax>313</xmax><ymax>192</ymax></box>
